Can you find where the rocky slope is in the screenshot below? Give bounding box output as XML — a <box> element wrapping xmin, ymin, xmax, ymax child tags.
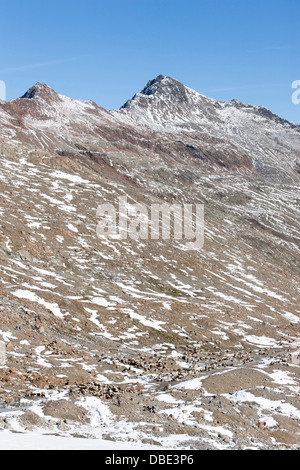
<box><xmin>0</xmin><ymin>76</ymin><xmax>299</xmax><ymax>449</ymax></box>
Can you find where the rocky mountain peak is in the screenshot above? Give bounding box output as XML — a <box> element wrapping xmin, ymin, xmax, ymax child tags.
<box><xmin>140</xmin><ymin>74</ymin><xmax>170</xmax><ymax>94</ymax></box>
<box><xmin>118</xmin><ymin>74</ymin><xmax>222</xmax><ymax>135</ymax></box>
<box><xmin>20</xmin><ymin>82</ymin><xmax>60</xmax><ymax>102</ymax></box>
<box><xmin>143</xmin><ymin>74</ymin><xmax>166</xmax><ymax>89</ymax></box>
<box><xmin>121</xmin><ymin>75</ymin><xmax>194</xmax><ymax>110</ymax></box>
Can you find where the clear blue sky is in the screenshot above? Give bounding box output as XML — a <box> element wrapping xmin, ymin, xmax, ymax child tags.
<box><xmin>0</xmin><ymin>0</ymin><xmax>299</xmax><ymax>122</ymax></box>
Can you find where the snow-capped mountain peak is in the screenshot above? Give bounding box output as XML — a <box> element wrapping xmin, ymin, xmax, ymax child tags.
<box><xmin>119</xmin><ymin>74</ymin><xmax>218</xmax><ymax>131</ymax></box>
<box><xmin>113</xmin><ymin>76</ymin><xmax>300</xmax><ymax>183</ymax></box>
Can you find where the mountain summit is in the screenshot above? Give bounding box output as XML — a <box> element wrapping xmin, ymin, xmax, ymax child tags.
<box><xmin>20</xmin><ymin>82</ymin><xmax>61</xmax><ymax>103</ymax></box>
<box><xmin>121</xmin><ymin>75</ymin><xmax>191</xmax><ymax>105</ymax></box>
<box><xmin>120</xmin><ymin>75</ymin><xmax>216</xmax><ymax>127</ymax></box>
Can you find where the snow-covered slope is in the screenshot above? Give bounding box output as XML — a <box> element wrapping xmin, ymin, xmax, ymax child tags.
<box><xmin>0</xmin><ymin>76</ymin><xmax>300</xmax><ymax>449</ymax></box>
<box><xmin>116</xmin><ymin>75</ymin><xmax>300</xmax><ymax>183</ymax></box>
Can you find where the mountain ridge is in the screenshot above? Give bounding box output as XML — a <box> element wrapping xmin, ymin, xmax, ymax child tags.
<box><xmin>16</xmin><ymin>76</ymin><xmax>299</xmax><ymax>129</ymax></box>
<box><xmin>1</xmin><ymin>75</ymin><xmax>298</xmax><ymax>184</ymax></box>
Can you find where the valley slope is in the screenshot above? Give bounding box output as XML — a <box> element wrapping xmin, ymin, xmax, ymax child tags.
<box><xmin>0</xmin><ymin>76</ymin><xmax>299</xmax><ymax>449</ymax></box>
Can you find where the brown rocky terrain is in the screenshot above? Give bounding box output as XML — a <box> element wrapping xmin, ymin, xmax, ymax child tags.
<box><xmin>0</xmin><ymin>76</ymin><xmax>299</xmax><ymax>449</ymax></box>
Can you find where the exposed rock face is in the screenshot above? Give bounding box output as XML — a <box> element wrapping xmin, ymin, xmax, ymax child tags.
<box><xmin>0</xmin><ymin>77</ymin><xmax>299</xmax><ymax>449</ymax></box>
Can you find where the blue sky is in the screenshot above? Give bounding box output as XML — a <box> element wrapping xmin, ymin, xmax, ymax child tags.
<box><xmin>0</xmin><ymin>0</ymin><xmax>299</xmax><ymax>122</ymax></box>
